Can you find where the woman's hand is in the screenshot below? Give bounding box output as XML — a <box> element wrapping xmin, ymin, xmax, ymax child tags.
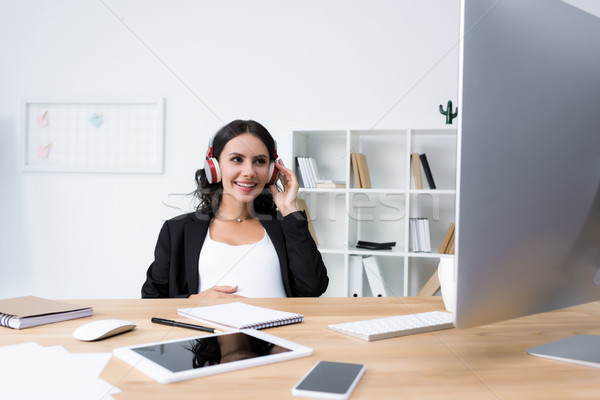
<box><xmin>189</xmin><ymin>285</ymin><xmax>246</xmax><ymax>299</ymax></box>
<box><xmin>269</xmin><ymin>159</ymin><xmax>300</xmax><ymax>217</ymax></box>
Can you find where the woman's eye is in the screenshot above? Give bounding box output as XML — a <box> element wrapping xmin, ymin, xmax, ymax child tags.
<box><xmin>254</xmin><ymin>158</ymin><xmax>267</xmax><ymax>165</ymax></box>
<box><xmin>231</xmin><ymin>157</ymin><xmax>242</xmax><ymax>163</ymax></box>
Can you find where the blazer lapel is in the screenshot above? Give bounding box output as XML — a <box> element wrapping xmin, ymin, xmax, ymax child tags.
<box><xmin>184</xmin><ymin>214</ymin><xmax>210</xmax><ymax>294</ymax></box>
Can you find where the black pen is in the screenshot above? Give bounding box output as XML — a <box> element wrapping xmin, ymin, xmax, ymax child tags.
<box><xmin>151</xmin><ymin>317</ymin><xmax>223</xmax><ymax>333</ymax></box>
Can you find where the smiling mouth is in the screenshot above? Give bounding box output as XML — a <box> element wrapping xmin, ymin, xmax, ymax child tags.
<box><xmin>235</xmin><ymin>182</ymin><xmax>257</xmax><ymax>189</ymax></box>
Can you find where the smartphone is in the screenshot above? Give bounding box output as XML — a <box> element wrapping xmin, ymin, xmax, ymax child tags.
<box><xmin>292</xmin><ymin>361</ymin><xmax>366</xmax><ymax>399</ymax></box>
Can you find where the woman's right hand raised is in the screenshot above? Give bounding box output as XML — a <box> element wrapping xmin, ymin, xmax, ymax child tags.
<box><xmin>189</xmin><ymin>285</ymin><xmax>246</xmax><ymax>299</ymax></box>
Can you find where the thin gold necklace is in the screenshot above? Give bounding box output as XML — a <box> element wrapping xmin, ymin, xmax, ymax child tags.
<box><xmin>214</xmin><ymin>214</ymin><xmax>251</xmax><ymax>223</ymax></box>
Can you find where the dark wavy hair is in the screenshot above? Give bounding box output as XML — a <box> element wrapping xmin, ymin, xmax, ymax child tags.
<box><xmin>194</xmin><ymin>120</ymin><xmax>277</xmax><ymax>215</ymax></box>
<box><xmin>186</xmin><ymin>334</ymin><xmax>276</xmax><ymax>368</ymax></box>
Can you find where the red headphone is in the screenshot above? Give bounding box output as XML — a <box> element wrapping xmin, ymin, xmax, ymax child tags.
<box><xmin>204</xmin><ymin>136</ymin><xmax>279</xmax><ymax>185</ymax></box>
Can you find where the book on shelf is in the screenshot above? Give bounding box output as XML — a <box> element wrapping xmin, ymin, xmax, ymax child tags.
<box><xmin>419</xmin><ymin>153</ymin><xmax>437</xmax><ymax>189</ymax></box>
<box><xmin>315</xmin><ymin>180</ymin><xmax>345</xmax><ymax>189</ymax></box>
<box><xmin>421</xmin><ymin>219</ymin><xmax>431</xmax><ymax>252</ymax></box>
<box><xmin>296</xmin><ymin>198</ymin><xmax>319</xmax><ymax>246</ymax></box>
<box><xmin>447</xmin><ymin>232</ymin><xmax>455</xmax><ymax>254</ymax></box>
<box><xmin>177</xmin><ymin>302</ymin><xmax>304</xmax><ymax>330</ymax></box>
<box><xmin>411</xmin><ymin>153</ymin><xmax>423</xmax><ymax>190</ymax></box>
<box><xmin>412</xmin><ymin>153</ymin><xmax>437</xmax><ymax>190</ymax></box>
<box><xmin>351</xmin><ymin>153</ymin><xmax>361</xmax><ymax>188</ymax></box>
<box><xmin>350</xmin><ymin>152</ymin><xmax>372</xmax><ymax>189</ymax></box>
<box><xmin>362</xmin><ymin>256</ymin><xmax>387</xmax><ymax>297</ymax></box>
<box><xmin>296</xmin><ymin>157</ymin><xmax>314</xmax><ymax>188</ymax></box>
<box><xmin>294</xmin><ymin>157</ymin><xmax>305</xmax><ymax>187</ymax></box>
<box><xmin>355</xmin><ymin>153</ymin><xmax>372</xmax><ymax>188</ymax></box>
<box><xmin>410</xmin><ymin>219</ymin><xmax>419</xmax><ymax>253</ymax></box>
<box><xmin>439</xmin><ymin>222</ymin><xmax>455</xmax><ymax>254</ymax></box>
<box><xmin>410</xmin><ymin>218</ymin><xmax>431</xmax><ymax>253</ymax></box>
<box><xmin>296</xmin><ymin>157</ymin><xmax>342</xmax><ymax>189</ymax></box>
<box><xmin>308</xmin><ymin>157</ymin><xmax>320</xmax><ymax>186</ymax></box>
<box><xmin>0</xmin><ymin>296</ymin><xmax>93</xmax><ymax>329</ymax></box>
<box><xmin>355</xmin><ymin>240</ymin><xmax>396</xmax><ymax>250</ymax></box>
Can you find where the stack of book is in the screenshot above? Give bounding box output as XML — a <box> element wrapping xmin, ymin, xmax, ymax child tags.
<box><xmin>355</xmin><ymin>240</ymin><xmax>396</xmax><ymax>251</ymax></box>
<box><xmin>410</xmin><ymin>218</ymin><xmax>431</xmax><ymax>253</ymax></box>
<box><xmin>295</xmin><ymin>156</ymin><xmax>345</xmax><ymax>188</ymax></box>
<box><xmin>439</xmin><ymin>222</ymin><xmax>455</xmax><ymax>254</ymax></box>
<box><xmin>350</xmin><ymin>153</ymin><xmax>372</xmax><ymax>188</ymax></box>
<box><xmin>411</xmin><ymin>153</ymin><xmax>436</xmax><ymax>189</ymax></box>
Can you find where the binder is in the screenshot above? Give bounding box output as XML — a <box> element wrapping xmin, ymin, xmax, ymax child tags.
<box><xmin>362</xmin><ymin>256</ymin><xmax>387</xmax><ymax>297</ymax></box>
<box><xmin>348</xmin><ymin>256</ymin><xmax>365</xmax><ymax>297</ymax></box>
<box><xmin>419</xmin><ymin>153</ymin><xmax>436</xmax><ymax>189</ymax></box>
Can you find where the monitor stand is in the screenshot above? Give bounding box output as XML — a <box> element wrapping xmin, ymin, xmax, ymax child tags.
<box><xmin>527</xmin><ymin>334</ymin><xmax>600</xmax><ymax>368</ymax></box>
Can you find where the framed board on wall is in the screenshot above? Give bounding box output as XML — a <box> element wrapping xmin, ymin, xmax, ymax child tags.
<box><xmin>22</xmin><ymin>98</ymin><xmax>165</xmax><ymax>173</ymax></box>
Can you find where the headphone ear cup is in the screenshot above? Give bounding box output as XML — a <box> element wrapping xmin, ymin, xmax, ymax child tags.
<box><xmin>204</xmin><ymin>158</ymin><xmax>221</xmax><ymax>184</ymax></box>
<box><xmin>267</xmin><ymin>161</ymin><xmax>279</xmax><ymax>186</ymax></box>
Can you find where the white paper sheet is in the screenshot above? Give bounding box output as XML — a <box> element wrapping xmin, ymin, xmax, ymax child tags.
<box><xmin>0</xmin><ymin>342</ymin><xmax>121</xmax><ymax>399</ymax></box>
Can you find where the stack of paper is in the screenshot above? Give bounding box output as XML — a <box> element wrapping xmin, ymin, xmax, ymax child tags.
<box><xmin>0</xmin><ymin>342</ymin><xmax>120</xmax><ymax>399</ymax></box>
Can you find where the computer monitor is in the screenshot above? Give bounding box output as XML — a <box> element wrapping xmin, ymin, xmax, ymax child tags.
<box><xmin>454</xmin><ymin>0</ymin><xmax>600</xmax><ymax>342</ymax></box>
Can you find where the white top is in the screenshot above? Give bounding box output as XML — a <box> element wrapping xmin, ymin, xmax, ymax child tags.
<box><xmin>198</xmin><ymin>228</ymin><xmax>287</xmax><ymax>298</ymax></box>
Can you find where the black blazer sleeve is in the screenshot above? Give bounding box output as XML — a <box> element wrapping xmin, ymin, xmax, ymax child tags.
<box><xmin>280</xmin><ymin>211</ymin><xmax>329</xmax><ymax>297</ymax></box>
<box><xmin>141</xmin><ymin>213</ymin><xmax>205</xmax><ymax>298</ymax></box>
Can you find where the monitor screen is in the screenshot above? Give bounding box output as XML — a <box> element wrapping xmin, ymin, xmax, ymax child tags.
<box><xmin>454</xmin><ymin>0</ymin><xmax>600</xmax><ymax>329</ymax></box>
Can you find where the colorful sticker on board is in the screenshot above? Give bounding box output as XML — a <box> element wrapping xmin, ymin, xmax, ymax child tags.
<box><xmin>37</xmin><ymin>143</ymin><xmax>52</xmax><ymax>158</ymax></box>
<box><xmin>89</xmin><ymin>113</ymin><xmax>104</xmax><ymax>128</ymax></box>
<box><xmin>35</xmin><ymin>111</ymin><xmax>49</xmax><ymax>128</ymax></box>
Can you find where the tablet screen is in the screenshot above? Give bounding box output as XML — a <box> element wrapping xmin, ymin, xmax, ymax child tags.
<box><xmin>131</xmin><ymin>332</ymin><xmax>292</xmax><ymax>373</ymax></box>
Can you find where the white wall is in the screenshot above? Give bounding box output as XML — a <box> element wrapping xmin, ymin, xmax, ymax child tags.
<box><xmin>0</xmin><ymin>0</ymin><xmax>460</xmax><ymax>299</ymax></box>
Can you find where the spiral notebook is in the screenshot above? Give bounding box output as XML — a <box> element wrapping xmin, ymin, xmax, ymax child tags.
<box><xmin>0</xmin><ymin>296</ymin><xmax>93</xmax><ymax>329</ymax></box>
<box><xmin>177</xmin><ymin>302</ymin><xmax>304</xmax><ymax>331</ymax></box>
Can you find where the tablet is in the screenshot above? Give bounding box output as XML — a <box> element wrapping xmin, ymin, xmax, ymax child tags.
<box><xmin>113</xmin><ymin>329</ymin><xmax>313</xmax><ymax>384</ymax></box>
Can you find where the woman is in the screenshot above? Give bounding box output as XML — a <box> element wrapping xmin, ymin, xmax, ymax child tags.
<box><xmin>141</xmin><ymin>120</ymin><xmax>328</xmax><ymax>298</ymax></box>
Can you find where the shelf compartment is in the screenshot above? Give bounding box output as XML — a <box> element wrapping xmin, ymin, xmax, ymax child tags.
<box><xmin>348</xmin><ymin>191</ymin><xmax>407</xmax><ymax>253</ymax></box>
<box><xmin>409</xmin><ymin>192</ymin><xmax>456</xmax><ymax>255</ymax></box>
<box><xmin>409</xmin><ymin>129</ymin><xmax>457</xmax><ymax>191</ymax></box>
<box><xmin>300</xmin><ymin>191</ymin><xmax>347</xmax><ymax>250</ymax></box>
<box><xmin>349</xmin><ymin>129</ymin><xmax>408</xmax><ymax>189</ymax></box>
<box><xmin>293</xmin><ymin>130</ymin><xmax>347</xmax><ymax>187</ymax></box>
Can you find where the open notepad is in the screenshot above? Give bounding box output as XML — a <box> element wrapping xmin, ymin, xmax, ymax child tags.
<box><xmin>177</xmin><ymin>302</ymin><xmax>304</xmax><ymax>331</ymax></box>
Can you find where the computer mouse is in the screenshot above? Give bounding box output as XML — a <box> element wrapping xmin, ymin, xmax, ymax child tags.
<box><xmin>73</xmin><ymin>319</ymin><xmax>136</xmax><ymax>341</ymax></box>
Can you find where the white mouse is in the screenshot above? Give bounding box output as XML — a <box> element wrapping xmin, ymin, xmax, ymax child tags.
<box><xmin>73</xmin><ymin>319</ymin><xmax>136</xmax><ymax>341</ymax></box>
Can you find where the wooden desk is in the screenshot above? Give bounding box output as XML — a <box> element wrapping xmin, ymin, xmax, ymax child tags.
<box><xmin>1</xmin><ymin>297</ymin><xmax>599</xmax><ymax>399</ymax></box>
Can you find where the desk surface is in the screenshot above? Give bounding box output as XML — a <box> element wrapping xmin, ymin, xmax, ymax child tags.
<box><xmin>1</xmin><ymin>297</ymin><xmax>600</xmax><ymax>399</ymax></box>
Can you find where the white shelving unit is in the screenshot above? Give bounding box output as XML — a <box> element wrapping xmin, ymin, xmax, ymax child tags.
<box><xmin>292</xmin><ymin>128</ymin><xmax>457</xmax><ymax>297</ymax></box>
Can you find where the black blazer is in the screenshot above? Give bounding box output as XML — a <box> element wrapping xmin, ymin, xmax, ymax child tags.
<box><xmin>141</xmin><ymin>210</ymin><xmax>329</xmax><ymax>298</ymax></box>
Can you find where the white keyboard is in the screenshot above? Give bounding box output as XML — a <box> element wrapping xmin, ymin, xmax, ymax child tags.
<box><xmin>328</xmin><ymin>311</ymin><xmax>454</xmax><ymax>341</ymax></box>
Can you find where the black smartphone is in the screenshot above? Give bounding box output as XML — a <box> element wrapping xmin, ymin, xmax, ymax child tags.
<box><xmin>292</xmin><ymin>361</ymin><xmax>366</xmax><ymax>399</ymax></box>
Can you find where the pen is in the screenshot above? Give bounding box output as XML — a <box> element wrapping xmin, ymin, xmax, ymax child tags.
<box><xmin>151</xmin><ymin>317</ymin><xmax>223</xmax><ymax>333</ymax></box>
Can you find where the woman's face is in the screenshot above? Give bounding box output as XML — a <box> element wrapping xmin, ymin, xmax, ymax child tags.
<box><xmin>217</xmin><ymin>133</ymin><xmax>271</xmax><ymax>204</ymax></box>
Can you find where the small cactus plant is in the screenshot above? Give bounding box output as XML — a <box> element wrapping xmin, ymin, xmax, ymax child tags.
<box><xmin>439</xmin><ymin>100</ymin><xmax>458</xmax><ymax>124</ymax></box>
